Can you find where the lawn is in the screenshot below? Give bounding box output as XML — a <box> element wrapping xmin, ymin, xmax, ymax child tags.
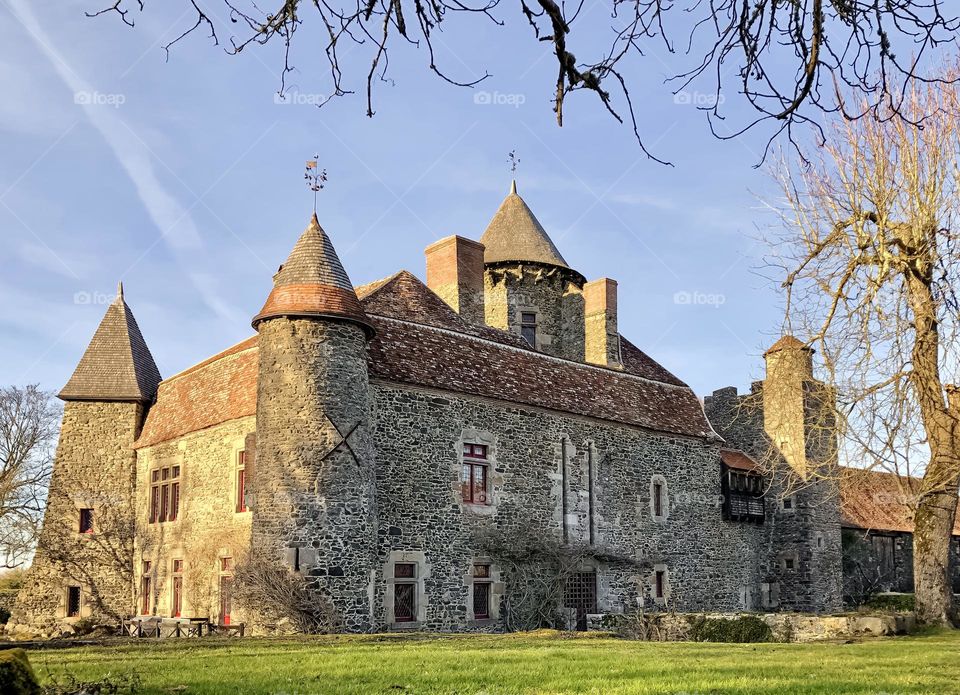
<box><xmin>25</xmin><ymin>629</ymin><xmax>960</xmax><ymax>695</ymax></box>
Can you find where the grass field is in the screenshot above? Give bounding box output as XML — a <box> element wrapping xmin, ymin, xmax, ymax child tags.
<box><xmin>25</xmin><ymin>629</ymin><xmax>960</xmax><ymax>694</ymax></box>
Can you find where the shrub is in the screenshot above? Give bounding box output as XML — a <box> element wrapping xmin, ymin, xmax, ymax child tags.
<box><xmin>865</xmin><ymin>593</ymin><xmax>915</xmax><ymax>612</ymax></box>
<box><xmin>0</xmin><ymin>648</ymin><xmax>40</xmax><ymax>695</ymax></box>
<box><xmin>689</xmin><ymin>615</ymin><xmax>773</xmax><ymax>643</ymax></box>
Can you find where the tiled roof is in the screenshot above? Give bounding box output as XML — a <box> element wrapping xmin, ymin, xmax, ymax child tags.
<box><xmin>59</xmin><ymin>286</ymin><xmax>162</xmax><ymax>402</ymax></box>
<box><xmin>480</xmin><ymin>181</ymin><xmax>570</xmax><ymax>268</ymax></box>
<box><xmin>135</xmin><ymin>337</ymin><xmax>258</xmax><ymax>448</ymax></box>
<box><xmin>720</xmin><ymin>449</ymin><xmax>761</xmax><ymax>472</ymax></box>
<box><xmin>764</xmin><ymin>334</ymin><xmax>811</xmax><ymax>356</ymax></box>
<box><xmin>136</xmin><ymin>271</ymin><xmax>716</xmax><ymax>446</ymax></box>
<box><xmin>253</xmin><ymin>214</ymin><xmax>373</xmax><ymax>334</ymax></box>
<box><xmin>840</xmin><ymin>466</ymin><xmax>960</xmax><ymax>535</ymax></box>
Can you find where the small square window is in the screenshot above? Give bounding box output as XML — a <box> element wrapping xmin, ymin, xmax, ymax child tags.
<box><xmin>220</xmin><ymin>557</ymin><xmax>234</xmax><ymax>573</ymax></box>
<box><xmin>394</xmin><ymin>563</ymin><xmax>416</xmax><ymax>579</ymax></box>
<box><xmin>78</xmin><ymin>508</ymin><xmax>94</xmax><ymax>534</ymax></box>
<box><xmin>473</xmin><ymin>564</ymin><xmax>491</xmax><ymax>579</ymax></box>
<box><xmin>782</xmin><ymin>498</ymin><xmax>794</xmax><ymax>510</ymax></box>
<box><xmin>172</xmin><ymin>559</ymin><xmax>184</xmax><ymax>574</ymax></box>
<box><xmin>784</xmin><ymin>558</ymin><xmax>795</xmax><ymax>570</ymax></box>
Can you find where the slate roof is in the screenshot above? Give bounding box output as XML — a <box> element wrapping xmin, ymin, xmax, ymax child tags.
<box><xmin>59</xmin><ymin>285</ymin><xmax>162</xmax><ymax>402</ymax></box>
<box><xmin>252</xmin><ymin>213</ymin><xmax>373</xmax><ymax>334</ymax></box>
<box><xmin>764</xmin><ymin>334</ymin><xmax>811</xmax><ymax>356</ymax></box>
<box><xmin>480</xmin><ymin>181</ymin><xmax>570</xmax><ymax>267</ymax></box>
<box><xmin>137</xmin><ymin>271</ymin><xmax>716</xmax><ymax>447</ymax></box>
<box><xmin>840</xmin><ymin>466</ymin><xmax>960</xmax><ymax>535</ymax></box>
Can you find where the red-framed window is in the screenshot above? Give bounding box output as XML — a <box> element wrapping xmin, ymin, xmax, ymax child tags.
<box><xmin>393</xmin><ymin>563</ymin><xmax>416</xmax><ymax>622</ymax></box>
<box><xmin>236</xmin><ymin>451</ymin><xmax>248</xmax><ymax>513</ymax></box>
<box><xmin>219</xmin><ymin>557</ymin><xmax>234</xmax><ymax>626</ymax></box>
<box><xmin>473</xmin><ymin>564</ymin><xmax>492</xmax><ymax>619</ymax></box>
<box><xmin>141</xmin><ymin>561</ymin><xmax>153</xmax><ymax>615</ymax></box>
<box><xmin>78</xmin><ymin>508</ymin><xmax>94</xmax><ymax>534</ymax></box>
<box><xmin>655</xmin><ymin>570</ymin><xmax>666</xmax><ymax>599</ymax></box>
<box><xmin>150</xmin><ymin>466</ymin><xmax>180</xmax><ymax>523</ymax></box>
<box><xmin>67</xmin><ymin>586</ymin><xmax>81</xmax><ymax>618</ymax></box>
<box><xmin>461</xmin><ymin>444</ymin><xmax>489</xmax><ymax>504</ymax></box>
<box><xmin>652</xmin><ymin>481</ymin><xmax>664</xmax><ymax>517</ymax></box>
<box><xmin>172</xmin><ymin>559</ymin><xmax>184</xmax><ymax>618</ymax></box>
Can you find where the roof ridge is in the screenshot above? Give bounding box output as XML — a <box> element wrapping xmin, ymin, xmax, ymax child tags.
<box><xmin>162</xmin><ymin>335</ymin><xmax>259</xmax><ymax>384</ymax></box>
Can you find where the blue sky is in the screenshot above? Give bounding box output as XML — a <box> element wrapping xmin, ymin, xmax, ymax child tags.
<box><xmin>1</xmin><ymin>0</ymin><xmax>798</xmax><ymax>399</ymax></box>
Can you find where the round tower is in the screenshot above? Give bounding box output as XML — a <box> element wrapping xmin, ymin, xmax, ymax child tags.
<box><xmin>250</xmin><ymin>213</ymin><xmax>377</xmax><ymax>632</ymax></box>
<box><xmin>480</xmin><ymin>181</ymin><xmax>587</xmax><ymax>360</ymax></box>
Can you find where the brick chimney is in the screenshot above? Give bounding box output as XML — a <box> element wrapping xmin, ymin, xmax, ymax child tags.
<box><xmin>583</xmin><ymin>278</ymin><xmax>621</xmax><ymax>368</ymax></box>
<box><xmin>425</xmin><ymin>235</ymin><xmax>486</xmax><ymax>324</ymax></box>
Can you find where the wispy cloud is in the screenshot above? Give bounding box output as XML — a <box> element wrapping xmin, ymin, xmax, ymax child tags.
<box><xmin>6</xmin><ymin>0</ymin><xmax>202</xmax><ymax>250</ymax></box>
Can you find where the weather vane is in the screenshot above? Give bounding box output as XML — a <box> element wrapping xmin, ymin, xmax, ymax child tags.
<box><xmin>508</xmin><ymin>149</ymin><xmax>519</xmax><ymax>175</ymax></box>
<box><xmin>304</xmin><ymin>156</ymin><xmax>328</xmax><ymax>213</ymax></box>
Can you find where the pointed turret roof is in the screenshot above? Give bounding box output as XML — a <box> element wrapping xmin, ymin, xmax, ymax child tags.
<box><xmin>252</xmin><ymin>213</ymin><xmax>374</xmax><ymax>335</ymax></box>
<box><xmin>59</xmin><ymin>283</ymin><xmax>162</xmax><ymax>402</ymax></box>
<box><xmin>764</xmin><ymin>334</ymin><xmax>813</xmax><ymax>356</ymax></box>
<box><xmin>480</xmin><ymin>181</ymin><xmax>570</xmax><ymax>268</ymax></box>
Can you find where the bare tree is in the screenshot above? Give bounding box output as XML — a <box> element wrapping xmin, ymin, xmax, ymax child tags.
<box><xmin>0</xmin><ymin>386</ymin><xmax>59</xmax><ymax>569</ymax></box>
<box><xmin>770</xmin><ymin>69</ymin><xmax>960</xmax><ymax>626</ymax></box>
<box><xmin>90</xmin><ymin>1</ymin><xmax>959</xmax><ymax>162</ymax></box>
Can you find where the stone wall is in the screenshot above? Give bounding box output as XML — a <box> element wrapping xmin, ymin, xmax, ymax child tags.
<box><xmin>484</xmin><ymin>264</ymin><xmax>585</xmax><ymax>361</ymax></box>
<box><xmin>134</xmin><ymin>415</ymin><xmax>255</xmax><ymax>623</ymax></box>
<box><xmin>369</xmin><ymin>380</ymin><xmax>770</xmax><ymax>631</ymax></box>
<box><xmin>252</xmin><ymin>318</ymin><xmax>378</xmax><ymax>632</ymax></box>
<box><xmin>9</xmin><ymin>401</ymin><xmax>144</xmax><ymax>637</ymax></box>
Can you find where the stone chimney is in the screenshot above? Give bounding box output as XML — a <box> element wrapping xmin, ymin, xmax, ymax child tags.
<box><xmin>583</xmin><ymin>278</ymin><xmax>621</xmax><ymax>368</ymax></box>
<box><xmin>424</xmin><ymin>235</ymin><xmax>486</xmax><ymax>324</ymax></box>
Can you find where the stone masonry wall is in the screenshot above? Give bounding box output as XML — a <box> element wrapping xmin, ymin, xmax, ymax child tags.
<box><xmin>134</xmin><ymin>416</ymin><xmax>255</xmax><ymax>622</ymax></box>
<box><xmin>369</xmin><ymin>380</ymin><xmax>769</xmax><ymax>631</ymax></box>
<box><xmin>252</xmin><ymin>318</ymin><xmax>378</xmax><ymax>632</ymax></box>
<box><xmin>484</xmin><ymin>264</ymin><xmax>585</xmax><ymax>362</ymax></box>
<box><xmin>9</xmin><ymin>401</ymin><xmax>144</xmax><ymax>637</ymax></box>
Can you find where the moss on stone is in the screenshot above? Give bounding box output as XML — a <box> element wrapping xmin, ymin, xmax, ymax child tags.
<box><xmin>0</xmin><ymin>648</ymin><xmax>41</xmax><ymax>695</ymax></box>
<box><xmin>689</xmin><ymin>615</ymin><xmax>773</xmax><ymax>643</ymax></box>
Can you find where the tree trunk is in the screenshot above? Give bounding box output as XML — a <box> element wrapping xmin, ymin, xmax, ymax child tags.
<box><xmin>914</xmin><ymin>485</ymin><xmax>959</xmax><ymax>625</ymax></box>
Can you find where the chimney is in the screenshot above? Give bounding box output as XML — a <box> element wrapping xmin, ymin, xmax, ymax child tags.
<box><xmin>425</xmin><ymin>235</ymin><xmax>486</xmax><ymax>324</ymax></box>
<box><xmin>583</xmin><ymin>278</ymin><xmax>621</xmax><ymax>368</ymax></box>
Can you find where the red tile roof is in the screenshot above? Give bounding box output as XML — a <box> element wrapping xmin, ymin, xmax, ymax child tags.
<box><xmin>840</xmin><ymin>466</ymin><xmax>960</xmax><ymax>535</ymax></box>
<box><xmin>136</xmin><ymin>271</ymin><xmax>717</xmax><ymax>447</ymax></box>
<box><xmin>720</xmin><ymin>449</ymin><xmax>761</xmax><ymax>473</ymax></box>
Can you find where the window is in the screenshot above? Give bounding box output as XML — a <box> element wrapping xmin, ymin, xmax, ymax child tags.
<box><xmin>150</xmin><ymin>466</ymin><xmax>180</xmax><ymax>523</ymax></box>
<box><xmin>78</xmin><ymin>508</ymin><xmax>94</xmax><ymax>534</ymax></box>
<box><xmin>461</xmin><ymin>444</ymin><xmax>489</xmax><ymax>504</ymax></box>
<box><xmin>655</xmin><ymin>570</ymin><xmax>666</xmax><ymax>600</ymax></box>
<box><xmin>563</xmin><ymin>571</ymin><xmax>598</xmax><ymax>631</ymax></box>
<box><xmin>171</xmin><ymin>559</ymin><xmax>184</xmax><ymax>618</ymax></box>
<box><xmin>782</xmin><ymin>497</ymin><xmax>794</xmax><ymax>511</ymax></box>
<box><xmin>520</xmin><ymin>312</ymin><xmax>537</xmax><ymax>347</ymax></box>
<box><xmin>473</xmin><ymin>564</ymin><xmax>492</xmax><ymax>620</ymax></box>
<box><xmin>393</xmin><ymin>563</ymin><xmax>416</xmax><ymax>622</ymax></box>
<box><xmin>236</xmin><ymin>451</ymin><xmax>248</xmax><ymax>513</ymax></box>
<box><xmin>141</xmin><ymin>561</ymin><xmax>152</xmax><ymax>615</ymax></box>
<box><xmin>220</xmin><ymin>557</ymin><xmax>234</xmax><ymax>625</ymax></box>
<box><xmin>652</xmin><ymin>482</ymin><xmax>664</xmax><ymax>517</ymax></box>
<box><xmin>67</xmin><ymin>586</ymin><xmax>81</xmax><ymax>618</ymax></box>
<box><xmin>784</xmin><ymin>557</ymin><xmax>795</xmax><ymax>571</ymax></box>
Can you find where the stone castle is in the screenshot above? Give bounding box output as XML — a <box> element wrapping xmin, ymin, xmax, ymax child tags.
<box><xmin>11</xmin><ymin>182</ymin><xmax>851</xmax><ymax>636</ymax></box>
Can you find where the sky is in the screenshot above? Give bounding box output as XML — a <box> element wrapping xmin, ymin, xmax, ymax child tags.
<box><xmin>0</xmin><ymin>0</ymin><xmax>803</xmax><ymax>400</ymax></box>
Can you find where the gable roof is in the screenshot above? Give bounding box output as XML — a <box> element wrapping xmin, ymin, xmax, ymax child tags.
<box><xmin>840</xmin><ymin>466</ymin><xmax>960</xmax><ymax>535</ymax></box>
<box><xmin>252</xmin><ymin>213</ymin><xmax>373</xmax><ymax>334</ymax></box>
<box><xmin>720</xmin><ymin>449</ymin><xmax>762</xmax><ymax>473</ymax></box>
<box><xmin>480</xmin><ymin>181</ymin><xmax>570</xmax><ymax>268</ymax></box>
<box><xmin>136</xmin><ymin>271</ymin><xmax>715</xmax><ymax>447</ymax></box>
<box><xmin>59</xmin><ymin>285</ymin><xmax>162</xmax><ymax>402</ymax></box>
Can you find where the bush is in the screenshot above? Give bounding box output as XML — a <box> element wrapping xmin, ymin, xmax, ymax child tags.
<box><xmin>0</xmin><ymin>648</ymin><xmax>40</xmax><ymax>695</ymax></box>
<box><xmin>865</xmin><ymin>593</ymin><xmax>915</xmax><ymax>612</ymax></box>
<box><xmin>689</xmin><ymin>615</ymin><xmax>773</xmax><ymax>643</ymax></box>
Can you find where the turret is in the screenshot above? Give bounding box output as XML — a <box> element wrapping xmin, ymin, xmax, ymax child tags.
<box><xmin>480</xmin><ymin>181</ymin><xmax>587</xmax><ymax>360</ymax></box>
<box><xmin>250</xmin><ymin>213</ymin><xmax>377</xmax><ymax>632</ymax></box>
<box><xmin>10</xmin><ymin>284</ymin><xmax>160</xmax><ymax>636</ymax></box>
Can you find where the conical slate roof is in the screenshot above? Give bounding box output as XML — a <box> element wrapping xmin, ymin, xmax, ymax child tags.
<box><xmin>764</xmin><ymin>334</ymin><xmax>812</xmax><ymax>356</ymax></box>
<box><xmin>59</xmin><ymin>284</ymin><xmax>162</xmax><ymax>402</ymax></box>
<box><xmin>480</xmin><ymin>181</ymin><xmax>569</xmax><ymax>267</ymax></box>
<box><xmin>252</xmin><ymin>213</ymin><xmax>373</xmax><ymax>335</ymax></box>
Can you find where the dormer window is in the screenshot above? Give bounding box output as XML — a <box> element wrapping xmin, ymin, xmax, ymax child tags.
<box><xmin>520</xmin><ymin>312</ymin><xmax>537</xmax><ymax>347</ymax></box>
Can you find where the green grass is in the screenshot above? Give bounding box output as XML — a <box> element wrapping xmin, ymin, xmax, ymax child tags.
<box><xmin>24</xmin><ymin>629</ymin><xmax>960</xmax><ymax>694</ymax></box>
